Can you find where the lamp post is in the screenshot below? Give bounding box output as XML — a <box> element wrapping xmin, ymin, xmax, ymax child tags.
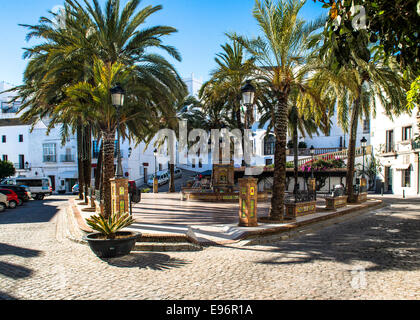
<box><xmin>110</xmin><ymin>84</ymin><xmax>125</xmax><ymax>178</ymax></box>
<box><xmin>110</xmin><ymin>84</ymin><xmax>129</xmax><ymax>215</ymax></box>
<box><xmin>310</xmin><ymin>145</ymin><xmax>315</xmax><ymax>179</ymax></box>
<box><xmin>153</xmin><ymin>148</ymin><xmax>158</xmax><ymax>193</ymax></box>
<box><xmin>240</xmin><ymin>80</ymin><xmax>256</xmax><ymax>176</ymax></box>
<box><xmin>238</xmin><ymin>80</ymin><xmax>258</xmax><ymax>227</ymax></box>
<box><xmin>361</xmin><ymin>137</ymin><xmax>367</xmax><ymax>178</ymax></box>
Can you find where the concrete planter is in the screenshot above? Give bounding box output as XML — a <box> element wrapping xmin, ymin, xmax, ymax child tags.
<box><xmin>284</xmin><ymin>201</ymin><xmax>317</xmax><ymax>220</ymax></box>
<box><xmin>84</xmin><ymin>231</ymin><xmax>140</xmax><ymax>258</ymax></box>
<box><xmin>355</xmin><ymin>192</ymin><xmax>368</xmax><ymax>203</ymax></box>
<box><xmin>325</xmin><ymin>195</ymin><xmax>348</xmax><ymax>210</ymax></box>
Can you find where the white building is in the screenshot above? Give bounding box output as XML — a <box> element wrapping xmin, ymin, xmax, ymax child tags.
<box><xmin>370</xmin><ymin>101</ymin><xmax>420</xmax><ymax>196</ymax></box>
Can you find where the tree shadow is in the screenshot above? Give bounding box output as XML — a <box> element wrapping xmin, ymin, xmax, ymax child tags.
<box><xmin>102</xmin><ymin>252</ymin><xmax>191</xmax><ymax>271</ymax></box>
<box><xmin>0</xmin><ymin>261</ymin><xmax>33</xmax><ymax>279</ymax></box>
<box><xmin>0</xmin><ymin>243</ymin><xmax>41</xmax><ymax>258</ymax></box>
<box><xmin>238</xmin><ymin>205</ymin><xmax>420</xmax><ymax>272</ymax></box>
<box><xmin>0</xmin><ymin>291</ymin><xmax>18</xmax><ymax>300</ymax></box>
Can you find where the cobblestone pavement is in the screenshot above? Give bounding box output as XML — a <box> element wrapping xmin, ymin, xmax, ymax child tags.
<box><xmin>0</xmin><ymin>195</ymin><xmax>418</xmax><ymax>300</ymax></box>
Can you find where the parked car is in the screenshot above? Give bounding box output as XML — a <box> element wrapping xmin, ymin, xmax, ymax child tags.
<box><xmin>0</xmin><ymin>193</ymin><xmax>9</xmax><ymax>212</ymax></box>
<box><xmin>0</xmin><ymin>189</ymin><xmax>20</xmax><ymax>208</ymax></box>
<box><xmin>1</xmin><ymin>177</ymin><xmax>52</xmax><ymax>200</ymax></box>
<box><xmin>174</xmin><ymin>167</ymin><xmax>182</xmax><ymax>179</ymax></box>
<box><xmin>0</xmin><ymin>185</ymin><xmax>30</xmax><ymax>205</ymax></box>
<box><xmin>147</xmin><ymin>171</ymin><xmax>169</xmax><ymax>187</ymax></box>
<box><xmin>72</xmin><ymin>184</ymin><xmax>79</xmax><ymax>195</ymax></box>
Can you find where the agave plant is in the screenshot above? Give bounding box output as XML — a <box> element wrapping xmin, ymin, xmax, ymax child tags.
<box><xmin>85</xmin><ymin>212</ymin><xmax>135</xmax><ymax>240</ymax></box>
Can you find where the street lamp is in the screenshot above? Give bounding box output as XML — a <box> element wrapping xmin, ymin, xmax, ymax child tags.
<box><xmin>361</xmin><ymin>136</ymin><xmax>367</xmax><ymax>178</ymax></box>
<box><xmin>310</xmin><ymin>145</ymin><xmax>315</xmax><ymax>179</ymax></box>
<box><xmin>110</xmin><ymin>84</ymin><xmax>125</xmax><ymax>178</ymax></box>
<box><xmin>153</xmin><ymin>148</ymin><xmax>158</xmax><ymax>193</ymax></box>
<box><xmin>241</xmin><ymin>80</ymin><xmax>256</xmax><ymax>175</ymax></box>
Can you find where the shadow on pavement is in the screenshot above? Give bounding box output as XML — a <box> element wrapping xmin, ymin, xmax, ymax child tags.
<box><xmin>242</xmin><ymin>204</ymin><xmax>420</xmax><ymax>272</ymax></box>
<box><xmin>0</xmin><ymin>291</ymin><xmax>18</xmax><ymax>300</ymax></box>
<box><xmin>103</xmin><ymin>252</ymin><xmax>190</xmax><ymax>271</ymax></box>
<box><xmin>0</xmin><ymin>243</ymin><xmax>41</xmax><ymax>258</ymax></box>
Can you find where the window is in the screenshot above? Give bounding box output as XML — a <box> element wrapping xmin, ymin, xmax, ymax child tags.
<box><xmin>18</xmin><ymin>155</ymin><xmax>25</xmax><ymax>169</ymax></box>
<box><xmin>2</xmin><ymin>155</ymin><xmax>7</xmax><ymax>161</ymax></box>
<box><xmin>2</xmin><ymin>136</ymin><xmax>6</xmax><ymax>143</ymax></box>
<box><xmin>264</xmin><ymin>135</ymin><xmax>276</xmax><ymax>155</ymax></box>
<box><xmin>386</xmin><ymin>130</ymin><xmax>394</xmax><ymax>153</ymax></box>
<box><xmin>19</xmin><ymin>134</ymin><xmax>23</xmax><ymax>142</ymax></box>
<box><xmin>402</xmin><ymin>126</ymin><xmax>412</xmax><ymax>141</ymax></box>
<box><xmin>43</xmin><ymin>143</ymin><xmax>57</xmax><ymax>162</ymax></box>
<box><xmin>402</xmin><ymin>166</ymin><xmax>411</xmax><ymax>187</ymax></box>
<box><xmin>192</xmin><ymin>159</ymin><xmax>196</xmax><ymax>168</ymax></box>
<box><xmin>265</xmin><ymin>158</ymin><xmax>273</xmax><ymax>166</ymax></box>
<box><xmin>199</xmin><ymin>159</ymin><xmax>203</xmax><ymax>168</ymax></box>
<box><xmin>363</xmin><ymin>119</ymin><xmax>370</xmax><ymax>133</ymax></box>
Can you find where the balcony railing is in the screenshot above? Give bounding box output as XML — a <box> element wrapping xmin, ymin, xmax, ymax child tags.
<box><xmin>412</xmin><ymin>140</ymin><xmax>420</xmax><ymax>150</ymax></box>
<box><xmin>43</xmin><ymin>155</ymin><xmax>57</xmax><ymax>163</ymax></box>
<box><xmin>14</xmin><ymin>163</ymin><xmax>30</xmax><ymax>170</ymax></box>
<box><xmin>287</xmin><ymin>147</ymin><xmax>343</xmax><ymax>157</ymax></box>
<box><xmin>60</xmin><ymin>154</ymin><xmax>75</xmax><ymax>162</ymax></box>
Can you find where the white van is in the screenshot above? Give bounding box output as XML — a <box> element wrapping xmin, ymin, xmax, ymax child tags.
<box><xmin>147</xmin><ymin>171</ymin><xmax>169</xmax><ymax>187</ymax></box>
<box><xmin>1</xmin><ymin>177</ymin><xmax>52</xmax><ymax>200</ymax></box>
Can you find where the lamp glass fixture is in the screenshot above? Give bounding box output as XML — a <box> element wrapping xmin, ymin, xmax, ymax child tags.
<box><xmin>110</xmin><ymin>84</ymin><xmax>125</xmax><ymax>107</ymax></box>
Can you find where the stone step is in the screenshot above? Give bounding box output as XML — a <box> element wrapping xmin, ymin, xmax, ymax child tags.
<box><xmin>133</xmin><ymin>242</ymin><xmax>202</xmax><ymax>252</ymax></box>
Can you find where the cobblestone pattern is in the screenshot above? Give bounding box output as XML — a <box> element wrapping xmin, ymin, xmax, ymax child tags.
<box><xmin>0</xmin><ymin>196</ymin><xmax>419</xmax><ymax>300</ymax></box>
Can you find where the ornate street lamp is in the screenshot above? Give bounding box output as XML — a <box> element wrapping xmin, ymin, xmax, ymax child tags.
<box><xmin>153</xmin><ymin>148</ymin><xmax>158</xmax><ymax>193</ymax></box>
<box><xmin>310</xmin><ymin>145</ymin><xmax>315</xmax><ymax>179</ymax></box>
<box><xmin>241</xmin><ymin>80</ymin><xmax>256</xmax><ymax>175</ymax></box>
<box><xmin>110</xmin><ymin>84</ymin><xmax>125</xmax><ymax>178</ymax></box>
<box><xmin>361</xmin><ymin>136</ymin><xmax>367</xmax><ymax>178</ymax></box>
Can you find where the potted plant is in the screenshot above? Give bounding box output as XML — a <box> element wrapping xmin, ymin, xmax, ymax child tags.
<box><xmin>84</xmin><ymin>212</ymin><xmax>139</xmax><ymax>258</ymax></box>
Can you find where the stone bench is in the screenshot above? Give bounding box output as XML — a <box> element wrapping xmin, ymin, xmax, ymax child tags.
<box><xmin>325</xmin><ymin>195</ymin><xmax>348</xmax><ymax>210</ymax></box>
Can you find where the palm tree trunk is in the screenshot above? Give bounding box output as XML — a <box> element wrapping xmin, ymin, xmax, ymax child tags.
<box><xmin>94</xmin><ymin>140</ymin><xmax>103</xmax><ymax>190</ymax></box>
<box><xmin>77</xmin><ymin>125</ymin><xmax>84</xmax><ymax>200</ymax></box>
<box><xmin>270</xmin><ymin>94</ymin><xmax>288</xmax><ymax>221</ymax></box>
<box><xmin>346</xmin><ymin>93</ymin><xmax>361</xmax><ymax>203</ymax></box>
<box><xmin>82</xmin><ymin>125</ymin><xmax>92</xmax><ymax>204</ymax></box>
<box><xmin>293</xmin><ymin>124</ymin><xmax>298</xmax><ymax>194</ymax></box>
<box><xmin>102</xmin><ymin>129</ymin><xmax>116</xmax><ymax>218</ymax></box>
<box><xmin>169</xmin><ymin>163</ymin><xmax>175</xmax><ymax>192</ymax></box>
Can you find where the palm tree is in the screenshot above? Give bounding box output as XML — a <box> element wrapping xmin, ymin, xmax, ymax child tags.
<box><xmin>257</xmin><ymin>88</ymin><xmax>327</xmax><ymax>193</ymax></box>
<box><xmin>15</xmin><ymin>0</ymin><xmax>186</xmax><ymax>217</ymax></box>
<box><xmin>311</xmin><ymin>43</ymin><xmax>409</xmax><ymax>202</ymax></box>
<box><xmin>231</xmin><ymin>0</ymin><xmax>326</xmax><ymax>220</ymax></box>
<box><xmin>200</xmin><ymin>39</ymin><xmax>256</xmax><ymax>131</ymax></box>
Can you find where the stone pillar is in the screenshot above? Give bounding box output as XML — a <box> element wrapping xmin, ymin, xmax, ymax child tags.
<box><xmin>238</xmin><ymin>178</ymin><xmax>258</xmax><ymax>227</ymax></box>
<box><xmin>110</xmin><ymin>178</ymin><xmax>129</xmax><ymax>215</ymax></box>
<box><xmin>153</xmin><ymin>177</ymin><xmax>158</xmax><ymax>193</ymax></box>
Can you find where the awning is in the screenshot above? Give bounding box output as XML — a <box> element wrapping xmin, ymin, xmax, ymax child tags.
<box><xmin>59</xmin><ymin>171</ymin><xmax>78</xmax><ymax>179</ymax></box>
<box><xmin>393</xmin><ymin>164</ymin><xmax>410</xmax><ymax>170</ymax></box>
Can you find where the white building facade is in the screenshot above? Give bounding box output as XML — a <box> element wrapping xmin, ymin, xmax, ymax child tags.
<box><xmin>370</xmin><ymin>101</ymin><xmax>420</xmax><ymax>196</ymax></box>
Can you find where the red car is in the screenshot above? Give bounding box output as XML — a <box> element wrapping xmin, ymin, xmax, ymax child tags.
<box><xmin>0</xmin><ymin>189</ymin><xmax>20</xmax><ymax>209</ymax></box>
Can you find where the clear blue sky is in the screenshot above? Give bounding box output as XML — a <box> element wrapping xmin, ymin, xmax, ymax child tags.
<box><xmin>0</xmin><ymin>0</ymin><xmax>326</xmax><ymax>86</ymax></box>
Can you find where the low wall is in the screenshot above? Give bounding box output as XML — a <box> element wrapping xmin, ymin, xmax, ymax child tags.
<box><xmin>181</xmin><ymin>191</ymin><xmax>269</xmax><ymax>202</ymax></box>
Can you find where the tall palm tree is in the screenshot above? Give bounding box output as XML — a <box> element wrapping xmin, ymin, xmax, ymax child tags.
<box><xmin>231</xmin><ymin>0</ymin><xmax>326</xmax><ymax>220</ymax></box>
<box><xmin>257</xmin><ymin>88</ymin><xmax>327</xmax><ymax>193</ymax></box>
<box><xmin>15</xmin><ymin>0</ymin><xmax>186</xmax><ymax>217</ymax></box>
<box><xmin>310</xmin><ymin>43</ymin><xmax>409</xmax><ymax>202</ymax></box>
<box><xmin>200</xmin><ymin>39</ymin><xmax>256</xmax><ymax>131</ymax></box>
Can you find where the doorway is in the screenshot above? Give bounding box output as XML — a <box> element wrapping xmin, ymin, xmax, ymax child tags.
<box><xmin>48</xmin><ymin>175</ymin><xmax>56</xmax><ymax>191</ymax></box>
<box><xmin>384</xmin><ymin>167</ymin><xmax>393</xmax><ymax>193</ymax></box>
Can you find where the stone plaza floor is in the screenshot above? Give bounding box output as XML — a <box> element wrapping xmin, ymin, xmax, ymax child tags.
<box><xmin>0</xmin><ymin>194</ymin><xmax>419</xmax><ymax>300</ymax></box>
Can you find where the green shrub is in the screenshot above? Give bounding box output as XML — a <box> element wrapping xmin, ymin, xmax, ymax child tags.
<box><xmin>86</xmin><ymin>212</ymin><xmax>135</xmax><ymax>239</ymax></box>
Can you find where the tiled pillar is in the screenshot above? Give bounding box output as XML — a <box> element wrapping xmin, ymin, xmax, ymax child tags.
<box><xmin>110</xmin><ymin>178</ymin><xmax>129</xmax><ymax>215</ymax></box>
<box><xmin>238</xmin><ymin>178</ymin><xmax>258</xmax><ymax>227</ymax></box>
